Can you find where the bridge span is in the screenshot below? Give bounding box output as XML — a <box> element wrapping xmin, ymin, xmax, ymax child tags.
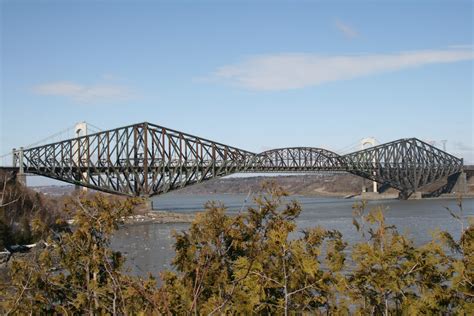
<box><xmin>4</xmin><ymin>122</ymin><xmax>464</xmax><ymax>199</ymax></box>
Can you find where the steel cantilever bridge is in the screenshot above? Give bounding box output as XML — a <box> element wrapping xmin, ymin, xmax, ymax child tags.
<box><xmin>12</xmin><ymin>122</ymin><xmax>463</xmax><ymax>199</ymax></box>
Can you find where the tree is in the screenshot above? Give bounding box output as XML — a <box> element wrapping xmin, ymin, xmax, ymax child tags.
<box><xmin>0</xmin><ymin>170</ymin><xmax>65</xmax><ymax>249</ymax></box>
<box><xmin>160</xmin><ymin>182</ymin><xmax>349</xmax><ymax>315</ymax></box>
<box><xmin>348</xmin><ymin>199</ymin><xmax>473</xmax><ymax>315</ymax></box>
<box><xmin>1</xmin><ymin>183</ymin><xmax>472</xmax><ymax>315</ymax></box>
<box><xmin>1</xmin><ymin>195</ymin><xmax>159</xmax><ymax>315</ymax></box>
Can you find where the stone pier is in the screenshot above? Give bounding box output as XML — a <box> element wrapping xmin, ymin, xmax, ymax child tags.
<box><xmin>451</xmin><ymin>171</ymin><xmax>467</xmax><ymax>194</ymax></box>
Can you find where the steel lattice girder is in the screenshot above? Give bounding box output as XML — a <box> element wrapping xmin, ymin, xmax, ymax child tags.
<box><xmin>248</xmin><ymin>147</ymin><xmax>346</xmax><ymax>171</ymax></box>
<box><xmin>15</xmin><ymin>122</ymin><xmax>463</xmax><ymax>197</ymax></box>
<box><xmin>341</xmin><ymin>138</ymin><xmax>463</xmax><ymax>194</ymax></box>
<box><xmin>19</xmin><ymin>122</ymin><xmax>255</xmax><ymax>196</ymax></box>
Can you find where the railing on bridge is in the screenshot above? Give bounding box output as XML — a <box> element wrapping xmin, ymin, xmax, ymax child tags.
<box><xmin>8</xmin><ymin>121</ymin><xmax>464</xmax><ymax>198</ymax></box>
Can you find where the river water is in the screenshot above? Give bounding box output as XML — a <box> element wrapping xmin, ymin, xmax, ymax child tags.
<box><xmin>111</xmin><ymin>194</ymin><xmax>473</xmax><ymax>277</ymax></box>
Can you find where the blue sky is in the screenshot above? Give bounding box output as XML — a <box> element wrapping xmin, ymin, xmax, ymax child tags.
<box><xmin>1</xmin><ymin>0</ymin><xmax>473</xmax><ymax>168</ymax></box>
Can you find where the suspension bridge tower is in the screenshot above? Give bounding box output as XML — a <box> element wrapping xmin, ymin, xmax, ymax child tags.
<box><xmin>74</xmin><ymin>122</ymin><xmax>88</xmax><ymax>192</ymax></box>
<box><xmin>361</xmin><ymin>137</ymin><xmax>378</xmax><ymax>193</ymax></box>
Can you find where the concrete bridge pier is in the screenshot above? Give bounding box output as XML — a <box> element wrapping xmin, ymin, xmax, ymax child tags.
<box><xmin>451</xmin><ymin>171</ymin><xmax>467</xmax><ymax>194</ymax></box>
<box><xmin>397</xmin><ymin>190</ymin><xmax>422</xmax><ymax>200</ymax></box>
<box><xmin>74</xmin><ymin>122</ymin><xmax>88</xmax><ymax>193</ymax></box>
<box><xmin>398</xmin><ymin>191</ymin><xmax>409</xmax><ymax>200</ymax></box>
<box><xmin>144</xmin><ymin>197</ymin><xmax>154</xmax><ymax>211</ymax></box>
<box><xmin>361</xmin><ymin>137</ymin><xmax>378</xmax><ymax>194</ymax></box>
<box><xmin>12</xmin><ymin>147</ymin><xmax>27</xmax><ymax>186</ymax></box>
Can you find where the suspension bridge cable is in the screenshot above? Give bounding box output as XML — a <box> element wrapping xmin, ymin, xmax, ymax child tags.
<box><xmin>0</xmin><ymin>125</ymin><xmax>73</xmax><ymax>159</ymax></box>
<box><xmin>84</xmin><ymin>122</ymin><xmax>103</xmax><ymax>132</ymax></box>
<box><xmin>15</xmin><ymin>121</ymin><xmax>103</xmax><ymax>151</ymax></box>
<box><xmin>23</xmin><ymin>125</ymin><xmax>76</xmax><ymax>149</ymax></box>
<box><xmin>333</xmin><ymin>139</ymin><xmax>363</xmax><ymax>154</ymax></box>
<box><xmin>0</xmin><ymin>122</ymin><xmax>105</xmax><ymax>165</ymax></box>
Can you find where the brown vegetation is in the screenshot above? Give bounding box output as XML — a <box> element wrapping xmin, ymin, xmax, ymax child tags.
<box><xmin>0</xmin><ymin>182</ymin><xmax>472</xmax><ymax>314</ymax></box>
<box><xmin>0</xmin><ymin>171</ymin><xmax>68</xmax><ymax>249</ymax></box>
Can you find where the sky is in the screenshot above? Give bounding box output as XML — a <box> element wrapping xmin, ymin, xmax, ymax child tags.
<box><xmin>1</xmin><ymin>0</ymin><xmax>473</xmax><ymax>172</ymax></box>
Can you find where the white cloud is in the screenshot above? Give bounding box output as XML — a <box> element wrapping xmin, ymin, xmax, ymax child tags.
<box><xmin>213</xmin><ymin>48</ymin><xmax>474</xmax><ymax>91</ymax></box>
<box><xmin>32</xmin><ymin>81</ymin><xmax>133</xmax><ymax>103</ymax></box>
<box><xmin>335</xmin><ymin>19</ymin><xmax>358</xmax><ymax>39</ymax></box>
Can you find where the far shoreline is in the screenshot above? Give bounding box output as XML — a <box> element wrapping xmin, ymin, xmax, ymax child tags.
<box><xmin>124</xmin><ymin>192</ymin><xmax>474</xmax><ymax>226</ymax></box>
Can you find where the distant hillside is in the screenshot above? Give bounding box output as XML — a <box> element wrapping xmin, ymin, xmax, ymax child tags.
<box><xmin>30</xmin><ymin>185</ymin><xmax>75</xmax><ymax>196</ymax></box>
<box><xmin>174</xmin><ymin>173</ymin><xmax>391</xmax><ymax>196</ymax></box>
<box><xmin>30</xmin><ymin>173</ymin><xmax>396</xmax><ymax>197</ymax></box>
<box><xmin>29</xmin><ymin>172</ymin><xmax>474</xmax><ymax>197</ymax></box>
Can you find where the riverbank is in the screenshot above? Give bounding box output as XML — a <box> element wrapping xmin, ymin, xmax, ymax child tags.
<box><xmin>126</xmin><ymin>192</ymin><xmax>474</xmax><ymax>227</ymax></box>
<box><xmin>123</xmin><ymin>210</ymin><xmax>196</xmax><ymax>225</ymax></box>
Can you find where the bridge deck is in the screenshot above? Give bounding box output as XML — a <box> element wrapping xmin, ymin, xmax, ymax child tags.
<box><xmin>4</xmin><ymin>122</ymin><xmax>465</xmax><ymax>198</ymax></box>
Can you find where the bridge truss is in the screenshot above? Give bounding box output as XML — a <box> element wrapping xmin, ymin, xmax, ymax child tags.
<box><xmin>12</xmin><ymin>122</ymin><xmax>463</xmax><ymax>198</ymax></box>
<box><xmin>343</xmin><ymin>138</ymin><xmax>463</xmax><ymax>198</ymax></box>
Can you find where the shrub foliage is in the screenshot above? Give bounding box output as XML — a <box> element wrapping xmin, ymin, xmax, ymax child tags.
<box><xmin>1</xmin><ymin>182</ymin><xmax>472</xmax><ymax>315</ymax></box>
<box><xmin>0</xmin><ymin>171</ymin><xmax>66</xmax><ymax>249</ymax></box>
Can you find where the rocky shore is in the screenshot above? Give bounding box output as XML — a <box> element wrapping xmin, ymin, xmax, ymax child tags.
<box><xmin>122</xmin><ymin>210</ymin><xmax>196</xmax><ymax>225</ymax></box>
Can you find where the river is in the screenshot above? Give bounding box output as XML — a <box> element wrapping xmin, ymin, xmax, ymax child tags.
<box><xmin>111</xmin><ymin>194</ymin><xmax>474</xmax><ymax>277</ymax></box>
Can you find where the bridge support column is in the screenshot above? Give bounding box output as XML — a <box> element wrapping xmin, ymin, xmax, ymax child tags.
<box><xmin>452</xmin><ymin>171</ymin><xmax>467</xmax><ymax>194</ymax></box>
<box><xmin>12</xmin><ymin>147</ymin><xmax>27</xmax><ymax>186</ymax></box>
<box><xmin>360</xmin><ymin>138</ymin><xmax>378</xmax><ymax>193</ymax></box>
<box><xmin>408</xmin><ymin>192</ymin><xmax>422</xmax><ymax>200</ymax></box>
<box><xmin>398</xmin><ymin>191</ymin><xmax>422</xmax><ymax>200</ymax></box>
<box><xmin>74</xmin><ymin>122</ymin><xmax>88</xmax><ymax>193</ymax></box>
<box><xmin>144</xmin><ymin>197</ymin><xmax>154</xmax><ymax>211</ymax></box>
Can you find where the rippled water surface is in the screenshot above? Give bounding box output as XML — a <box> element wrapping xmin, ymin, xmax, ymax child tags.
<box><xmin>111</xmin><ymin>194</ymin><xmax>473</xmax><ymax>277</ymax></box>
